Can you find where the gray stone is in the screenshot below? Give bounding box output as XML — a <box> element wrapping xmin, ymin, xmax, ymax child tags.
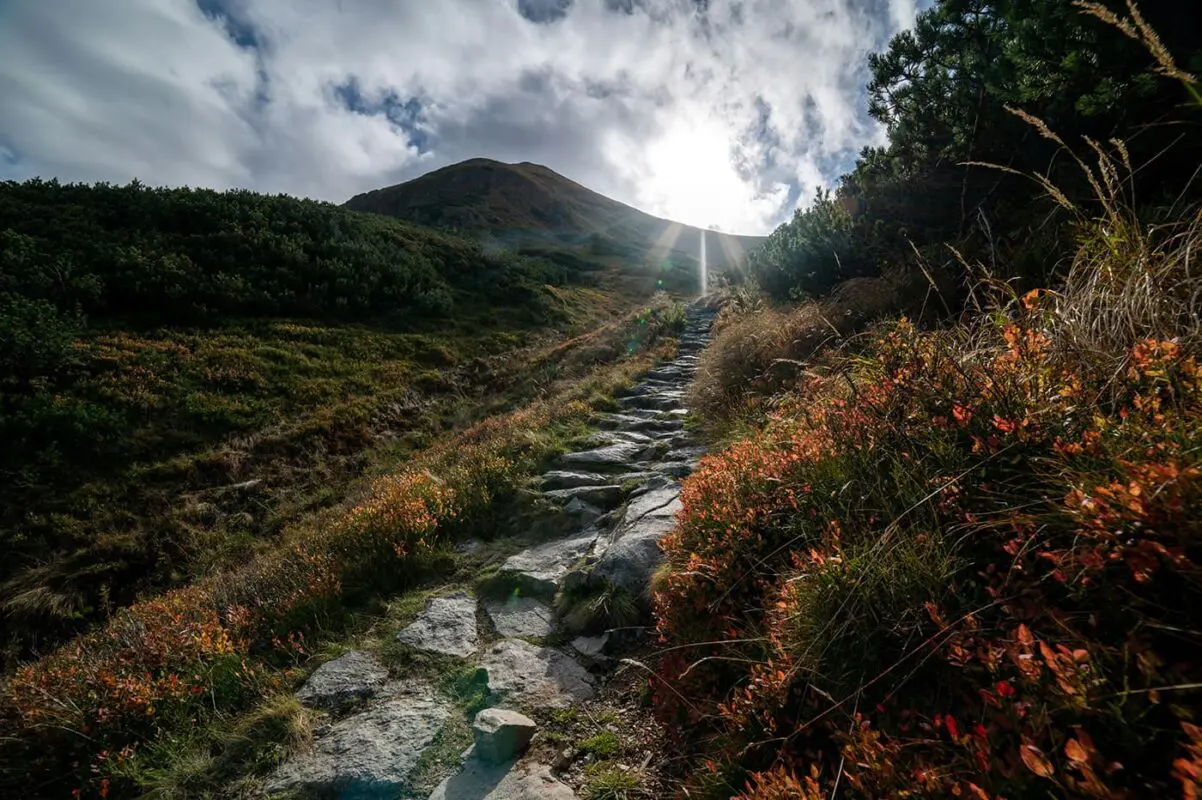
<box><xmin>501</xmin><ymin>529</ymin><xmax>600</xmax><ymax>595</ymax></box>
<box><xmin>539</xmin><ymin>470</ymin><xmax>610</xmax><ymax>490</ymax></box>
<box><xmin>588</xmin><ymin>484</ymin><xmax>683</xmax><ymax>596</ymax></box>
<box><xmin>429</xmin><ymin>759</ymin><xmax>575</xmax><ymax>799</ymax></box>
<box><xmin>627</xmin><ymin>475</ymin><xmax>672</xmax><ymax>498</ymax></box>
<box><xmin>480</xmin><ymin>639</ymin><xmax>596</xmax><ymax>708</ymax></box>
<box><xmin>486</xmin><ymin>596</ymin><xmax>558</xmax><ymax>638</ymax></box>
<box><xmin>653</xmin><ymin>461</ymin><xmax>695</xmax><ymax>479</ymax></box>
<box><xmin>397</xmin><ymin>592</ymin><xmax>479</xmax><ymax>657</ymax></box>
<box><xmin>268</xmin><ymin>687</ymin><xmax>452</xmax><ymax>798</ymax></box>
<box><xmin>619</xmin><ymin>393</ymin><xmax>681</xmax><ymax>411</ymax></box>
<box><xmin>588</xmin><ymin>430</ymin><xmax>654</xmax><ymax>446</ymax></box>
<box><xmin>666</xmin><ymin>445</ymin><xmax>707</xmax><ymax>462</ymax></box>
<box><xmin>558</xmin><ymin>442</ymin><xmax>645</xmax><ymax>468</ymax></box>
<box><xmin>544</xmin><ymin>484</ymin><xmax>624</xmax><ymax>510</ymax></box>
<box><xmin>562</xmin><ymin>497</ymin><xmax>604</xmax><ymax>521</ymax></box>
<box><xmin>621</xmin><ymin>483</ymin><xmax>682</xmax><ymax>526</ymax></box>
<box><xmin>295</xmin><ymin>650</ymin><xmax>389</xmax><ymax>711</ymax></box>
<box><xmin>570</xmin><ymin>634</ymin><xmax>610</xmax><ymax>659</ymax></box>
<box><xmin>473</xmin><ymin>708</ymin><xmax>538</xmax><ymax>763</ymax></box>
<box><xmin>599</xmin><ymin>414</ymin><xmax>684</xmax><ymax>434</ymax></box>
<box><xmin>592</xmin><ymin>513</ymin><xmax>676</xmax><ymax>595</ymax></box>
<box><xmin>615</xmin><ymin>471</ymin><xmax>660</xmax><ymax>486</ymax></box>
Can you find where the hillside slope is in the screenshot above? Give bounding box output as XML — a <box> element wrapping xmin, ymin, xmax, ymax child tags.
<box><xmin>0</xmin><ymin>178</ymin><xmax>662</xmax><ymax>664</ymax></box>
<box><xmin>344</xmin><ymin>158</ymin><xmax>765</xmax><ymax>274</ymax></box>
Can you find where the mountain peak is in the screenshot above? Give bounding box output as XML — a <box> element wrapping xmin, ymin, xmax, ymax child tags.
<box><xmin>344</xmin><ymin>158</ymin><xmax>765</xmax><ymax>269</ymax></box>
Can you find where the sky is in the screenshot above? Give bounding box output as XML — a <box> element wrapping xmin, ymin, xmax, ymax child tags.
<box><xmin>0</xmin><ymin>0</ymin><xmax>922</xmax><ymax>236</ymax></box>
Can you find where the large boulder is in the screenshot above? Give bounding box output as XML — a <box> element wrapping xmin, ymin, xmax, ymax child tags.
<box><xmin>295</xmin><ymin>650</ymin><xmax>389</xmax><ymax>712</ymax></box>
<box><xmin>479</xmin><ymin>639</ymin><xmax>596</xmax><ymax>708</ymax></box>
<box><xmin>472</xmin><ymin>708</ymin><xmax>538</xmax><ymax>764</ymax></box>
<box><xmin>397</xmin><ymin>592</ymin><xmax>479</xmax><ymax>657</ymax></box>
<box><xmin>267</xmin><ymin>686</ymin><xmax>452</xmax><ymax>798</ymax></box>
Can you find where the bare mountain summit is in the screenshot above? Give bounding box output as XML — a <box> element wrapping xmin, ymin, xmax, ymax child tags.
<box><xmin>345</xmin><ymin>158</ymin><xmax>765</xmax><ymax>273</ymax></box>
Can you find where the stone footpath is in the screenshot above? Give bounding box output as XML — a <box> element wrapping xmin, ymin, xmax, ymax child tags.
<box><xmin>267</xmin><ymin>305</ymin><xmax>717</xmax><ymax>799</ymax></box>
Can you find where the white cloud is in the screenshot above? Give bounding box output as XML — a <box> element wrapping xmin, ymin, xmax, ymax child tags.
<box><xmin>0</xmin><ymin>0</ymin><xmax>920</xmax><ymax>234</ymax></box>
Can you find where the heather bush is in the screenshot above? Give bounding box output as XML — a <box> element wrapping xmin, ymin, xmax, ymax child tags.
<box><xmin>654</xmin><ymin>205</ymin><xmax>1202</xmax><ymax>796</ymax></box>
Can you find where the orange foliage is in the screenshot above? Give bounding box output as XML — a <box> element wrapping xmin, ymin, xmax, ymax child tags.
<box><xmin>655</xmin><ymin>305</ymin><xmax>1202</xmax><ymax>798</ymax></box>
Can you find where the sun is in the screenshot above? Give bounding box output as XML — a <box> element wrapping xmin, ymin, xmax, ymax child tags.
<box><xmin>641</xmin><ymin>115</ymin><xmax>759</xmax><ymax>233</ymax></box>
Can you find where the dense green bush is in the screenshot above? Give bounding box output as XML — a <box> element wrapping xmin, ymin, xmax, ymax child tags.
<box><xmin>748</xmin><ymin>0</ymin><xmax>1202</xmax><ymax>301</ymax></box>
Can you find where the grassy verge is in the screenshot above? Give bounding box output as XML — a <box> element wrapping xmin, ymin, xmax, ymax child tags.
<box><xmin>654</xmin><ymin>181</ymin><xmax>1202</xmax><ymax>793</ymax></box>
<box><xmin>0</xmin><ymin>296</ymin><xmax>685</xmax><ymax>799</ymax></box>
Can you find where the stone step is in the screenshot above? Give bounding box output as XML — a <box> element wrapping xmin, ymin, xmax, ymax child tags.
<box><xmin>500</xmin><ymin>529</ymin><xmax>602</xmax><ymax>596</ymax></box>
<box><xmin>544</xmin><ymin>484</ymin><xmax>624</xmax><ymax>510</ymax></box>
<box><xmin>558</xmin><ymin>441</ymin><xmax>645</xmax><ymax>468</ymax></box>
<box><xmin>539</xmin><ymin>470</ymin><xmax>612</xmax><ymax>490</ymax></box>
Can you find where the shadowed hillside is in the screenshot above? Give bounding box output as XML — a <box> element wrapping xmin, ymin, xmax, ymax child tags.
<box><xmin>344</xmin><ymin>158</ymin><xmax>765</xmax><ymax>275</ymax></box>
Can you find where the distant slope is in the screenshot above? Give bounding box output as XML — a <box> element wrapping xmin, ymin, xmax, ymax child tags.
<box><xmin>344</xmin><ymin>158</ymin><xmax>766</xmax><ymax>273</ymax></box>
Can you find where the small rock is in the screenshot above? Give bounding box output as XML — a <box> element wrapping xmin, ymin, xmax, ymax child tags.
<box><xmin>295</xmin><ymin>650</ymin><xmax>389</xmax><ymax>711</ymax></box>
<box><xmin>570</xmin><ymin>633</ymin><xmax>610</xmax><ymax>659</ymax></box>
<box><xmin>472</xmin><ymin>708</ymin><xmax>538</xmax><ymax>763</ymax></box>
<box><xmin>397</xmin><ymin>592</ymin><xmax>479</xmax><ymax>657</ymax></box>
<box><xmin>563</xmin><ymin>497</ymin><xmax>604</xmax><ymax>521</ymax></box>
<box><xmin>486</xmin><ymin>596</ymin><xmax>558</xmax><ymax>638</ymax></box>
<box><xmin>589</xmin><ymin>430</ymin><xmax>654</xmax><ymax>445</ymax></box>
<box><xmin>480</xmin><ymin>639</ymin><xmax>596</xmax><ymax>708</ymax></box>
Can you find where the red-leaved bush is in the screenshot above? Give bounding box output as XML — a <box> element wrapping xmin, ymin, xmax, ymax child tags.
<box><xmin>655</xmin><ymin>257</ymin><xmax>1202</xmax><ymax>797</ymax></box>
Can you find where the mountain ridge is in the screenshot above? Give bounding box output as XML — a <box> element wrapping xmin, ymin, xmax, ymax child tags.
<box><xmin>344</xmin><ymin>158</ymin><xmax>766</xmax><ymax>273</ymax></box>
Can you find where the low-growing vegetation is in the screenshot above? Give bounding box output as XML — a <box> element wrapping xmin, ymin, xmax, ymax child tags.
<box><xmin>656</xmin><ymin>137</ymin><xmax>1202</xmax><ymax>799</ymax></box>
<box><xmin>0</xmin><ymin>294</ymin><xmax>684</xmax><ymax>798</ymax></box>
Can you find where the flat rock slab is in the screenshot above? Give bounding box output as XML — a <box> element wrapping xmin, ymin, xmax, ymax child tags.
<box><xmin>486</xmin><ymin>596</ymin><xmax>558</xmax><ymax>638</ymax></box>
<box><xmin>599</xmin><ymin>414</ymin><xmax>684</xmax><ymax>434</ymax></box>
<box><xmin>666</xmin><ymin>445</ymin><xmax>707</xmax><ymax>462</ymax></box>
<box><xmin>501</xmin><ymin>529</ymin><xmax>600</xmax><ymax>595</ymax></box>
<box><xmin>588</xmin><ymin>483</ymin><xmax>683</xmax><ymax>596</ymax></box>
<box><xmin>544</xmin><ymin>485</ymin><xmax>624</xmax><ymax>510</ymax></box>
<box><xmin>621</xmin><ymin>483</ymin><xmax>682</xmax><ymax>527</ymax></box>
<box><xmin>558</xmin><ymin>442</ymin><xmax>645</xmax><ymax>468</ymax></box>
<box><xmin>295</xmin><ymin>650</ymin><xmax>389</xmax><ymax>712</ymax></box>
<box><xmin>593</xmin><ymin>513</ymin><xmax>677</xmax><ymax>596</ymax></box>
<box><xmin>397</xmin><ymin>592</ymin><xmax>479</xmax><ymax>657</ymax></box>
<box><xmin>429</xmin><ymin>759</ymin><xmax>576</xmax><ymax>799</ymax></box>
<box><xmin>588</xmin><ymin>430</ymin><xmax>654</xmax><ymax>445</ymax></box>
<box><xmin>268</xmin><ymin>687</ymin><xmax>452</xmax><ymax>798</ymax></box>
<box><xmin>479</xmin><ymin>639</ymin><xmax>596</xmax><ymax>709</ymax></box>
<box><xmin>539</xmin><ymin>470</ymin><xmax>611</xmax><ymax>490</ymax></box>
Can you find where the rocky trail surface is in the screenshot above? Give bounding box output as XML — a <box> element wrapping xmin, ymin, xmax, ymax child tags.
<box><xmin>266</xmin><ymin>306</ymin><xmax>716</xmax><ymax>798</ymax></box>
